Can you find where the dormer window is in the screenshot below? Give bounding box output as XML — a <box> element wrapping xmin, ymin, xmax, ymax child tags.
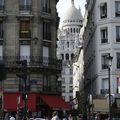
<box><xmin>100</xmin><ymin>2</ymin><xmax>107</xmax><ymax>19</ymax></box>
<box><xmin>115</xmin><ymin>1</ymin><xmax>120</xmax><ymax>17</ymax></box>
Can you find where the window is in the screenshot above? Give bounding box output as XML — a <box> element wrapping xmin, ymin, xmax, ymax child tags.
<box><xmin>117</xmin><ymin>77</ymin><xmax>120</xmax><ymax>93</ymax></box>
<box><xmin>116</xmin><ymin>26</ymin><xmax>120</xmax><ymax>42</ymax></box>
<box><xmin>117</xmin><ymin>53</ymin><xmax>120</xmax><ymax>68</ymax></box>
<box><xmin>43</xmin><ymin>75</ymin><xmax>50</xmax><ymax>91</ymax></box>
<box><xmin>20</xmin><ymin>0</ymin><xmax>31</xmax><ymax>11</ymax></box>
<box><xmin>69</xmin><ymin>77</ymin><xmax>73</xmax><ymax>84</ymax></box>
<box><xmin>43</xmin><ymin>22</ymin><xmax>51</xmax><ymax>40</ymax></box>
<box><xmin>20</xmin><ymin>45</ymin><xmax>30</xmax><ymax>63</ymax></box>
<box><xmin>102</xmin><ymin>78</ymin><xmax>108</xmax><ymax>89</ymax></box>
<box><xmin>69</xmin><ymin>86</ymin><xmax>73</xmax><ymax>93</ymax></box>
<box><xmin>61</xmin><ymin>54</ymin><xmax>64</xmax><ymax>60</ymax></box>
<box><xmin>0</xmin><ymin>21</ymin><xmax>3</xmax><ymax>38</ymax></box>
<box><xmin>101</xmin><ymin>27</ymin><xmax>108</xmax><ymax>43</ymax></box>
<box><xmin>62</xmin><ymin>86</ymin><xmax>65</xmax><ymax>93</ymax></box>
<box><xmin>70</xmin><ymin>96</ymin><xmax>73</xmax><ymax>101</ymax></box>
<box><xmin>0</xmin><ymin>45</ymin><xmax>3</xmax><ymax>60</ymax></box>
<box><xmin>101</xmin><ymin>53</ymin><xmax>109</xmax><ymax>69</ymax></box>
<box><xmin>43</xmin><ymin>46</ymin><xmax>49</xmax><ymax>66</ymax></box>
<box><xmin>101</xmin><ymin>78</ymin><xmax>109</xmax><ymax>94</ymax></box>
<box><xmin>19</xmin><ymin>21</ymin><xmax>31</xmax><ymax>38</ymax></box>
<box><xmin>71</xmin><ymin>53</ymin><xmax>74</xmax><ymax>60</ymax></box>
<box><xmin>42</xmin><ymin>0</ymin><xmax>51</xmax><ymax>13</ymax></box>
<box><xmin>67</xmin><ymin>42</ymin><xmax>69</xmax><ymax>48</ymax></box>
<box><xmin>115</xmin><ymin>1</ymin><xmax>120</xmax><ymax>17</ymax></box>
<box><xmin>62</xmin><ymin>77</ymin><xmax>65</xmax><ymax>84</ymax></box>
<box><xmin>100</xmin><ymin>3</ymin><xmax>107</xmax><ymax>18</ymax></box>
<box><xmin>69</xmin><ymin>68</ymin><xmax>73</xmax><ymax>74</ymax></box>
<box><xmin>66</xmin><ymin>53</ymin><xmax>69</xmax><ymax>60</ymax></box>
<box><xmin>0</xmin><ymin>0</ymin><xmax>4</xmax><ymax>10</ymax></box>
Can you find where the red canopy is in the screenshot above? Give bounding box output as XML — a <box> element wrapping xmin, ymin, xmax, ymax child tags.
<box><xmin>4</xmin><ymin>92</ymin><xmax>36</xmax><ymax>112</ymax></box>
<box><xmin>39</xmin><ymin>95</ymin><xmax>71</xmax><ymax>110</ymax></box>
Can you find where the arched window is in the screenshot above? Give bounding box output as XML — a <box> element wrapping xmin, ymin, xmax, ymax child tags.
<box><xmin>66</xmin><ymin>53</ymin><xmax>69</xmax><ymax>60</ymax></box>
<box><xmin>67</xmin><ymin>42</ymin><xmax>69</xmax><ymax>48</ymax></box>
<box><xmin>71</xmin><ymin>53</ymin><xmax>74</xmax><ymax>60</ymax></box>
<box><xmin>76</xmin><ymin>28</ymin><xmax>78</xmax><ymax>33</ymax></box>
<box><xmin>61</xmin><ymin>54</ymin><xmax>64</xmax><ymax>60</ymax></box>
<box><xmin>73</xmin><ymin>28</ymin><xmax>75</xmax><ymax>33</ymax></box>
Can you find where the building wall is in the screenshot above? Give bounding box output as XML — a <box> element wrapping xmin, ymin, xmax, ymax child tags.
<box><xmin>83</xmin><ymin>0</ymin><xmax>120</xmax><ymax>114</ymax></box>
<box><xmin>0</xmin><ymin>0</ymin><xmax>60</xmax><ymax>94</ymax></box>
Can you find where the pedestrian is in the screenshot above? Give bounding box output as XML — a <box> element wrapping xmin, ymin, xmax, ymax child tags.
<box><xmin>51</xmin><ymin>111</ymin><xmax>59</xmax><ymax>120</ymax></box>
<box><xmin>63</xmin><ymin>115</ymin><xmax>68</xmax><ymax>120</ymax></box>
<box><xmin>68</xmin><ymin>114</ymin><xmax>73</xmax><ymax>120</ymax></box>
<box><xmin>9</xmin><ymin>116</ymin><xmax>15</xmax><ymax>120</ymax></box>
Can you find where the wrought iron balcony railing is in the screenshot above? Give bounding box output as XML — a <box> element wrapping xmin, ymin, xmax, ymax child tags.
<box><xmin>19</xmin><ymin>30</ymin><xmax>31</xmax><ymax>38</ymax></box>
<box><xmin>101</xmin><ymin>89</ymin><xmax>109</xmax><ymax>94</ymax></box>
<box><xmin>0</xmin><ymin>56</ymin><xmax>62</xmax><ymax>71</ymax></box>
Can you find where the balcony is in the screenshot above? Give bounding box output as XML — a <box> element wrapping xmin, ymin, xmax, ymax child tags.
<box><xmin>2</xmin><ymin>56</ymin><xmax>62</xmax><ymax>72</ymax></box>
<box><xmin>19</xmin><ymin>30</ymin><xmax>31</xmax><ymax>38</ymax></box>
<box><xmin>116</xmin><ymin>38</ymin><xmax>120</xmax><ymax>42</ymax></box>
<box><xmin>116</xmin><ymin>12</ymin><xmax>120</xmax><ymax>17</ymax></box>
<box><xmin>101</xmin><ymin>89</ymin><xmax>109</xmax><ymax>94</ymax></box>
<box><xmin>43</xmin><ymin>32</ymin><xmax>51</xmax><ymax>40</ymax></box>
<box><xmin>102</xmin><ymin>64</ymin><xmax>108</xmax><ymax>69</ymax></box>
<box><xmin>101</xmin><ymin>38</ymin><xmax>108</xmax><ymax>43</ymax></box>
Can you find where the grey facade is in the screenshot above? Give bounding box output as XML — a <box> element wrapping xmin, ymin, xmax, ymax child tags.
<box><xmin>0</xmin><ymin>0</ymin><xmax>62</xmax><ymax>113</ymax></box>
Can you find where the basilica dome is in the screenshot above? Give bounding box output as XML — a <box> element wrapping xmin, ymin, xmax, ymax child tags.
<box><xmin>62</xmin><ymin>0</ymin><xmax>83</xmax><ymax>27</ymax></box>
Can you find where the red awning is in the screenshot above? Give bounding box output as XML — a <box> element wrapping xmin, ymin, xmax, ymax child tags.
<box><xmin>39</xmin><ymin>95</ymin><xmax>71</xmax><ymax>110</ymax></box>
<box><xmin>4</xmin><ymin>92</ymin><xmax>36</xmax><ymax>112</ymax></box>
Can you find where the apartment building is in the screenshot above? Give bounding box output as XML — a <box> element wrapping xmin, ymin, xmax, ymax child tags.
<box><xmin>82</xmin><ymin>0</ymin><xmax>120</xmax><ymax>116</ymax></box>
<box><xmin>0</xmin><ymin>0</ymin><xmax>70</xmax><ymax>117</ymax></box>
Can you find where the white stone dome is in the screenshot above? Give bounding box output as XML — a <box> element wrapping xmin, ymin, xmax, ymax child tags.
<box><xmin>62</xmin><ymin>0</ymin><xmax>83</xmax><ymax>26</ymax></box>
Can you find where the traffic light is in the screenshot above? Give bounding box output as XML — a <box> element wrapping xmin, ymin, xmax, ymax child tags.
<box><xmin>0</xmin><ymin>61</ymin><xmax>6</xmax><ymax>81</ymax></box>
<box><xmin>16</xmin><ymin>60</ymin><xmax>27</xmax><ymax>91</ymax></box>
<box><xmin>22</xmin><ymin>93</ymin><xmax>28</xmax><ymax>100</ymax></box>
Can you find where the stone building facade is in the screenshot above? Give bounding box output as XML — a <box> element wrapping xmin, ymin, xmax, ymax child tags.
<box><xmin>0</xmin><ymin>0</ymin><xmax>70</xmax><ymax>117</ymax></box>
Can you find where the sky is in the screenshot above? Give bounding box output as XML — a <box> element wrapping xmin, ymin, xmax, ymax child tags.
<box><xmin>56</xmin><ymin>0</ymin><xmax>86</xmax><ymax>28</ymax></box>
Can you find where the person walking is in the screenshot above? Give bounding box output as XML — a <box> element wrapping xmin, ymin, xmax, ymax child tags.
<box><xmin>51</xmin><ymin>111</ymin><xmax>59</xmax><ymax>120</ymax></box>
<box><xmin>9</xmin><ymin>116</ymin><xmax>15</xmax><ymax>120</ymax></box>
<box><xmin>68</xmin><ymin>114</ymin><xmax>73</xmax><ymax>120</ymax></box>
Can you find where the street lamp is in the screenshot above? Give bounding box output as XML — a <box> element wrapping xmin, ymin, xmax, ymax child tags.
<box><xmin>105</xmin><ymin>54</ymin><xmax>113</xmax><ymax>119</ymax></box>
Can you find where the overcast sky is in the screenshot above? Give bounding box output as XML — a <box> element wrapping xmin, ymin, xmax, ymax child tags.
<box><xmin>56</xmin><ymin>0</ymin><xmax>86</xmax><ymax>28</ymax></box>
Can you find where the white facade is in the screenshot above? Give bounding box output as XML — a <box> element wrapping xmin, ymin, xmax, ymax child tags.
<box><xmin>57</xmin><ymin>0</ymin><xmax>83</xmax><ymax>103</ymax></box>
<box><xmin>83</xmin><ymin>0</ymin><xmax>120</xmax><ymax>111</ymax></box>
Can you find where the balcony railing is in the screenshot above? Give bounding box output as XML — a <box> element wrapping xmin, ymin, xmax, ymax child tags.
<box><xmin>101</xmin><ymin>38</ymin><xmax>108</xmax><ymax>43</ymax></box>
<box><xmin>102</xmin><ymin>64</ymin><xmax>108</xmax><ymax>69</ymax></box>
<box><xmin>116</xmin><ymin>12</ymin><xmax>120</xmax><ymax>17</ymax></box>
<box><xmin>1</xmin><ymin>56</ymin><xmax>62</xmax><ymax>71</ymax></box>
<box><xmin>19</xmin><ymin>30</ymin><xmax>31</xmax><ymax>38</ymax></box>
<box><xmin>43</xmin><ymin>32</ymin><xmax>51</xmax><ymax>40</ymax></box>
<box><xmin>101</xmin><ymin>89</ymin><xmax>109</xmax><ymax>94</ymax></box>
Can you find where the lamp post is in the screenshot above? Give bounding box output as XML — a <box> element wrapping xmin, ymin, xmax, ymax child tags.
<box><xmin>105</xmin><ymin>54</ymin><xmax>113</xmax><ymax>120</ymax></box>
